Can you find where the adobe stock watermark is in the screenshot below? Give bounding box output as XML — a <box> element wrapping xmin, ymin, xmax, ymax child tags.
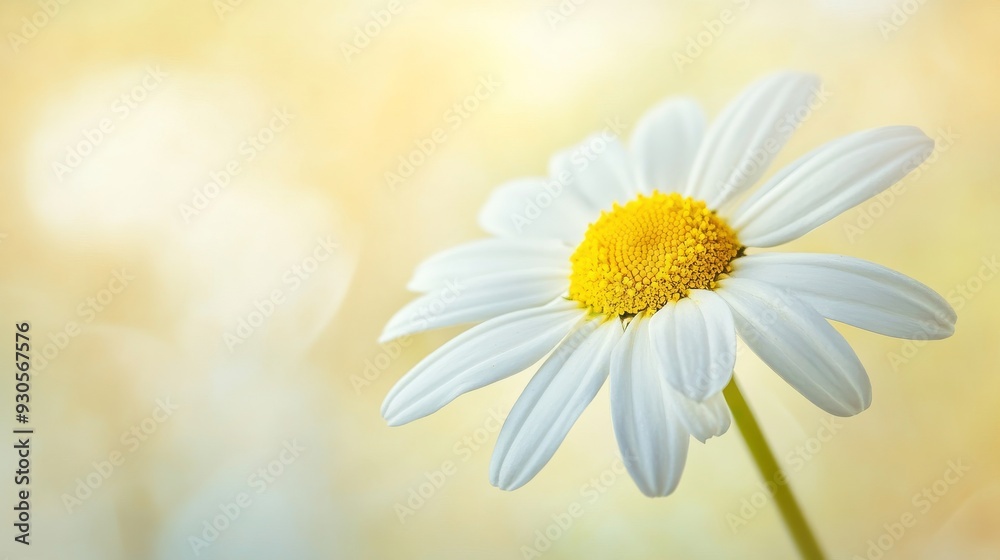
<box><xmin>51</xmin><ymin>65</ymin><xmax>168</xmax><ymax>182</ymax></box>
<box><xmin>542</xmin><ymin>0</ymin><xmax>589</xmax><ymax>29</ymax></box>
<box><xmin>877</xmin><ymin>0</ymin><xmax>930</xmax><ymax>40</ymax></box>
<box><xmin>887</xmin><ymin>255</ymin><xmax>997</xmax><ymax>371</ymax></box>
<box><xmin>504</xmin><ymin>116</ymin><xmax>628</xmax><ymax>233</ymax></box>
<box><xmin>212</xmin><ymin>0</ymin><xmax>250</xmax><ymax>21</ymax></box>
<box><xmin>60</xmin><ymin>397</ymin><xmax>180</xmax><ymax>513</ymax></box>
<box><xmin>519</xmin><ymin>458</ymin><xmax>628</xmax><ymax>559</ymax></box>
<box><xmin>352</xmin><ymin>334</ymin><xmax>414</xmax><ymax>394</ymax></box>
<box><xmin>188</xmin><ymin>439</ymin><xmax>306</xmax><ymax>556</ymax></box>
<box><xmin>726</xmin><ymin>416</ymin><xmax>844</xmax><ymax>533</ymax></box>
<box><xmin>384</xmin><ymin>75</ymin><xmax>501</xmax><ymax>193</ymax></box>
<box><xmin>341</xmin><ymin>0</ymin><xmax>409</xmax><ymax>62</ymax></box>
<box><xmin>852</xmin><ymin>459</ymin><xmax>970</xmax><ymax>559</ymax></box>
<box><xmin>706</xmin><ymin>82</ymin><xmax>831</xmax><ymax>205</ymax></box>
<box><xmin>673</xmin><ymin>0</ymin><xmax>752</xmax><ymax>72</ymax></box>
<box><xmin>35</xmin><ymin>268</ymin><xmax>136</xmax><ymax>372</ymax></box>
<box><xmin>223</xmin><ymin>235</ymin><xmax>338</xmax><ymax>352</ymax></box>
<box><xmin>394</xmin><ymin>407</ymin><xmax>506</xmax><ymax>524</ymax></box>
<box><xmin>843</xmin><ymin>127</ymin><xmax>958</xmax><ymax>244</ymax></box>
<box><xmin>6</xmin><ymin>0</ymin><xmax>72</xmax><ymax>54</ymax></box>
<box><xmin>177</xmin><ymin>106</ymin><xmax>295</xmax><ymax>222</ymax></box>
<box><xmin>351</xmin><ymin>279</ymin><xmax>466</xmax><ymax>394</ymax></box>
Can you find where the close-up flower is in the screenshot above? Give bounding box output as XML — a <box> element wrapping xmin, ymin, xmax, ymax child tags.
<box><xmin>380</xmin><ymin>71</ymin><xmax>956</xmax><ymax>500</ymax></box>
<box><xmin>7</xmin><ymin>1</ymin><xmax>997</xmax><ymax>558</ymax></box>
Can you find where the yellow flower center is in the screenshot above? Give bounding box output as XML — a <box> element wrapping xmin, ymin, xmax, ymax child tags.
<box><xmin>568</xmin><ymin>191</ymin><xmax>742</xmax><ymax>316</ymax></box>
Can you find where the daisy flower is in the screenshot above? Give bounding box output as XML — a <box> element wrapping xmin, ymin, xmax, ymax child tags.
<box><xmin>380</xmin><ymin>71</ymin><xmax>956</xmax><ymax>499</ymax></box>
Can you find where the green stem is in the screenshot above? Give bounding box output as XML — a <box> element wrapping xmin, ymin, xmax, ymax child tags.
<box><xmin>723</xmin><ymin>377</ymin><xmax>827</xmax><ymax>560</ymax></box>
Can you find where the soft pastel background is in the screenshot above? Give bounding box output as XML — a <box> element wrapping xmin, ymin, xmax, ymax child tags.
<box><xmin>1</xmin><ymin>0</ymin><xmax>998</xmax><ymax>558</ymax></box>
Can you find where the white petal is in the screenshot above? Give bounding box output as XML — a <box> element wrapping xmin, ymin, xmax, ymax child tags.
<box><xmin>732</xmin><ymin>253</ymin><xmax>956</xmax><ymax>339</ymax></box>
<box><xmin>672</xmin><ymin>391</ymin><xmax>731</xmax><ymax>444</ymax></box>
<box><xmin>685</xmin><ymin>72</ymin><xmax>822</xmax><ymax>210</ymax></box>
<box><xmin>610</xmin><ymin>314</ymin><xmax>689</xmax><ymax>497</ymax></box>
<box><xmin>478</xmin><ymin>177</ymin><xmax>593</xmax><ymax>244</ymax></box>
<box><xmin>629</xmin><ymin>97</ymin><xmax>706</xmax><ymax>194</ymax></box>
<box><xmin>490</xmin><ymin>318</ymin><xmax>622</xmax><ymax>490</ymax></box>
<box><xmin>647</xmin><ymin>289</ymin><xmax>736</xmax><ymax>401</ymax></box>
<box><xmin>380</xmin><ymin>269</ymin><xmax>569</xmax><ymax>342</ymax></box>
<box><xmin>381</xmin><ymin>299</ymin><xmax>585</xmax><ymax>425</ymax></box>
<box><xmin>549</xmin><ymin>134</ymin><xmax>635</xmax><ymax>211</ymax></box>
<box><xmin>407</xmin><ymin>237</ymin><xmax>571</xmax><ymax>292</ymax></box>
<box><xmin>731</xmin><ymin>126</ymin><xmax>934</xmax><ymax>247</ymax></box>
<box><xmin>716</xmin><ymin>277</ymin><xmax>872</xmax><ymax>416</ymax></box>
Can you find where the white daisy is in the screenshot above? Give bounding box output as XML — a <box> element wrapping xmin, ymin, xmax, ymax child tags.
<box><xmin>380</xmin><ymin>71</ymin><xmax>956</xmax><ymax>497</ymax></box>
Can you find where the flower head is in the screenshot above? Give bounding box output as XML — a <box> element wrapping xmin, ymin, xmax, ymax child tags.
<box><xmin>380</xmin><ymin>71</ymin><xmax>956</xmax><ymax>497</ymax></box>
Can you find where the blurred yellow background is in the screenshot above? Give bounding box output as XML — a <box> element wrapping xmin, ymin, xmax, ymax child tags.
<box><xmin>1</xmin><ymin>0</ymin><xmax>998</xmax><ymax>558</ymax></box>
